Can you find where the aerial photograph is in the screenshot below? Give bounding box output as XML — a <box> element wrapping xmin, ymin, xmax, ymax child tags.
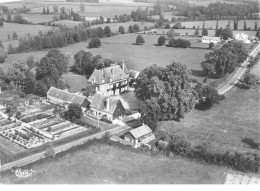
<box><xmin>0</xmin><ymin>0</ymin><xmax>259</xmax><ymax>185</ymax></box>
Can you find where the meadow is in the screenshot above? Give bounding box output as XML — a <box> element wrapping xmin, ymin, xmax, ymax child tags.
<box><xmin>1</xmin><ymin>33</ymin><xmax>210</xmax><ymax>83</ymax></box>
<box><xmin>2</xmin><ymin>142</ymin><xmax>257</xmax><ymax>184</ymax></box>
<box><xmin>160</xmin><ymin>84</ymin><xmax>260</xmax><ymax>155</ymax></box>
<box><xmin>0</xmin><ymin>23</ymin><xmax>53</xmax><ymax>46</ymax></box>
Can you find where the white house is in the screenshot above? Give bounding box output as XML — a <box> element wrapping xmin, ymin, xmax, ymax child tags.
<box><xmin>235</xmin><ymin>33</ymin><xmax>251</xmax><ymax>44</ymax></box>
<box><xmin>202</xmin><ymin>36</ymin><xmax>221</xmax><ymax>43</ymax></box>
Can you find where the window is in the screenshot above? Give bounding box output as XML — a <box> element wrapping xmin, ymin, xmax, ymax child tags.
<box><xmin>116</xmin><ymin>83</ymin><xmax>119</xmax><ymax>87</ymax></box>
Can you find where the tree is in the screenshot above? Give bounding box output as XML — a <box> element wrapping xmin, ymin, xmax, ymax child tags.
<box><xmin>0</xmin><ymin>20</ymin><xmax>3</xmax><ymax>27</ymax></box>
<box><xmin>43</xmin><ymin>7</ymin><xmax>46</xmax><ymax>14</ymax></box>
<box><xmin>165</xmin><ymin>23</ymin><xmax>170</xmax><ymax>29</ymax></box>
<box><xmin>222</xmin><ymin>25</ymin><xmax>233</xmax><ymax>40</ymax></box>
<box><xmin>119</xmin><ymin>26</ymin><xmax>125</xmax><ymax>34</ymax></box>
<box><xmin>104</xmin><ymin>26</ymin><xmax>112</xmax><ymax>37</ymax></box>
<box><xmin>209</xmin><ymin>42</ymin><xmax>214</xmax><ymax>49</ymax></box>
<box><xmin>45</xmin><ymin>143</ymin><xmax>56</xmax><ymax>159</ymax></box>
<box><xmin>215</xmin><ymin>27</ymin><xmax>223</xmax><ymax>37</ymax></box>
<box><xmin>12</xmin><ymin>32</ymin><xmax>18</xmax><ymax>40</ymax></box>
<box><xmin>157</xmin><ymin>36</ymin><xmax>166</xmax><ymax>46</ymax></box>
<box><xmin>7</xmin><ymin>13</ymin><xmax>12</xmax><ymax>22</ymax></box>
<box><xmin>53</xmin><ymin>4</ymin><xmax>59</xmax><ymax>14</ymax></box>
<box><xmin>243</xmin><ymin>72</ymin><xmax>258</xmax><ymax>86</ymax></box>
<box><xmin>88</xmin><ymin>38</ymin><xmax>101</xmax><ymax>48</ymax></box>
<box><xmin>24</xmin><ymin>71</ymin><xmax>37</xmax><ymax>94</ymax></box>
<box><xmin>244</xmin><ymin>21</ymin><xmax>247</xmax><ymax>31</ymax></box>
<box><xmin>166</xmin><ymin>28</ymin><xmax>175</xmax><ymax>39</ymax></box>
<box><xmin>255</xmin><ymin>22</ymin><xmax>258</xmax><ymax>31</ymax></box>
<box><xmin>133</xmin><ymin>24</ymin><xmax>140</xmax><ymax>32</ymax></box>
<box><xmin>73</xmin><ymin>50</ymin><xmax>94</xmax><ymax>76</ymax></box>
<box><xmin>13</xmin><ymin>15</ymin><xmax>26</xmax><ymax>24</ymax></box>
<box><xmin>107</xmin><ymin>18</ymin><xmax>111</xmax><ymax>23</ymax></box>
<box><xmin>26</xmin><ymin>56</ymin><xmax>35</xmax><ymax>69</ymax></box>
<box><xmin>135</xmin><ymin>62</ymin><xmax>197</xmax><ymax>124</ymax></box>
<box><xmin>216</xmin><ymin>20</ymin><xmax>219</xmax><ymax>29</ymax></box>
<box><xmin>79</xmin><ymin>2</ymin><xmax>86</xmax><ymax>12</ymax></box>
<box><xmin>128</xmin><ymin>25</ymin><xmax>134</xmax><ymax>33</ymax></box>
<box><xmin>194</xmin><ymin>82</ymin><xmax>225</xmax><ymax>110</ymax></box>
<box><xmin>202</xmin><ymin>28</ymin><xmax>208</xmax><ymax>36</ymax></box>
<box><xmin>99</xmin><ymin>16</ymin><xmax>104</xmax><ymax>24</ymax></box>
<box><xmin>194</xmin><ymin>28</ymin><xmax>199</xmax><ymax>36</ymax></box>
<box><xmin>173</xmin><ymin>22</ymin><xmax>181</xmax><ymax>29</ymax></box>
<box><xmin>256</xmin><ymin>30</ymin><xmax>260</xmax><ymax>38</ymax></box>
<box><xmin>46</xmin><ymin>6</ymin><xmax>50</xmax><ymax>14</ymax></box>
<box><xmin>64</xmin><ymin>103</ymin><xmax>82</xmax><ymax>122</ymax></box>
<box><xmin>8</xmin><ymin>43</ymin><xmax>15</xmax><ymax>54</ymax></box>
<box><xmin>136</xmin><ymin>35</ymin><xmax>145</xmax><ymax>44</ymax></box>
<box><xmin>36</xmin><ymin>49</ymin><xmax>68</xmax><ymax>80</ymax></box>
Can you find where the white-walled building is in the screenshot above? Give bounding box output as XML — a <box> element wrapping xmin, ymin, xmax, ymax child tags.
<box><xmin>202</xmin><ymin>36</ymin><xmax>221</xmax><ymax>43</ymax></box>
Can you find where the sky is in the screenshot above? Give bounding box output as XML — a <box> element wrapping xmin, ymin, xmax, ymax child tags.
<box><xmin>0</xmin><ymin>0</ymin><xmax>21</xmax><ymax>3</ymax></box>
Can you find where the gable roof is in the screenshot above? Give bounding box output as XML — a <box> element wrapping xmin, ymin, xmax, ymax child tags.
<box><xmin>88</xmin><ymin>65</ymin><xmax>128</xmax><ymax>85</ymax></box>
<box><xmin>90</xmin><ymin>93</ymin><xmax>125</xmax><ymax>114</ymax></box>
<box><xmin>129</xmin><ymin>124</ymin><xmax>152</xmax><ymax>139</ymax></box>
<box><xmin>128</xmin><ymin>70</ymin><xmax>140</xmax><ymax>79</ymax></box>
<box><xmin>47</xmin><ymin>87</ymin><xmax>89</xmax><ymax>107</ymax></box>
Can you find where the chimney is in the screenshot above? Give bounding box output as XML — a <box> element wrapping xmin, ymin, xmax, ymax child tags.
<box><xmin>122</xmin><ymin>60</ymin><xmax>125</xmax><ymax>72</ymax></box>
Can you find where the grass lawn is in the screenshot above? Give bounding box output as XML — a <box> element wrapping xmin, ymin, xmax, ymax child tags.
<box><xmin>62</xmin><ymin>72</ymin><xmax>89</xmax><ymax>93</ymax></box>
<box><xmin>0</xmin><ymin>23</ymin><xmax>53</xmax><ymax>43</ymax></box>
<box><xmin>1</xmin><ymin>143</ymin><xmax>258</xmax><ymax>184</ymax></box>
<box><xmin>159</xmin><ymin>84</ymin><xmax>260</xmax><ymax>155</ymax></box>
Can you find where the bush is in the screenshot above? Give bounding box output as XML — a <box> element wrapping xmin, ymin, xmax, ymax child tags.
<box><xmin>167</xmin><ymin>136</ymin><xmax>260</xmax><ymax>173</ymax></box>
<box><xmin>241</xmin><ymin>138</ymin><xmax>260</xmax><ymax>150</ymax></box>
<box><xmin>119</xmin><ymin>26</ymin><xmax>125</xmax><ymax>34</ymax></box>
<box><xmin>243</xmin><ymin>72</ymin><xmax>258</xmax><ymax>85</ymax></box>
<box><xmin>168</xmin><ymin>38</ymin><xmax>191</xmax><ymax>48</ymax></box>
<box><xmin>0</xmin><ymin>55</ymin><xmax>6</xmax><ymax>63</ymax></box>
<box><xmin>165</xmin><ymin>24</ymin><xmax>170</xmax><ymax>29</ymax></box>
<box><xmin>88</xmin><ymin>38</ymin><xmax>101</xmax><ymax>48</ymax></box>
<box><xmin>20</xmin><ymin>92</ymin><xmax>26</xmax><ymax>98</ymax></box>
<box><xmin>157</xmin><ymin>36</ymin><xmax>166</xmax><ymax>46</ymax></box>
<box><xmin>209</xmin><ymin>42</ymin><xmax>214</xmax><ymax>49</ymax></box>
<box><xmin>12</xmin><ymin>15</ymin><xmax>28</xmax><ymax>24</ymax></box>
<box><xmin>136</xmin><ymin>35</ymin><xmax>145</xmax><ymax>44</ymax></box>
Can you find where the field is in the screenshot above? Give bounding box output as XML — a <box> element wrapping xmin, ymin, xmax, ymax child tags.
<box><xmin>0</xmin><ymin>23</ymin><xmax>53</xmax><ymax>48</ymax></box>
<box><xmin>1</xmin><ymin>143</ymin><xmax>259</xmax><ymax>184</ymax></box>
<box><xmin>159</xmin><ymin>84</ymin><xmax>260</xmax><ymax>155</ymax></box>
<box><xmin>1</xmin><ymin>33</ymin><xmax>210</xmax><ymax>83</ymax></box>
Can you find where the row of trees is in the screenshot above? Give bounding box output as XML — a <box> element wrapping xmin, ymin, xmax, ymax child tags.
<box><xmin>9</xmin><ymin>25</ymin><xmax>113</xmax><ymax>54</ymax></box>
<box><xmin>201</xmin><ymin>40</ymin><xmax>248</xmax><ymax>78</ymax></box>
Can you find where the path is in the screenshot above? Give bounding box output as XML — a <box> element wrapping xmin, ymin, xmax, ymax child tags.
<box><xmin>0</xmin><ymin>125</ymin><xmax>126</xmax><ymax>172</ymax></box>
<box><xmin>217</xmin><ymin>42</ymin><xmax>260</xmax><ymax>95</ymax></box>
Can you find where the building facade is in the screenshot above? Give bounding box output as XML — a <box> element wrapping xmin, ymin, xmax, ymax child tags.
<box><xmin>88</xmin><ymin>64</ymin><xmax>129</xmax><ymax>96</ymax></box>
<box><xmin>202</xmin><ymin>36</ymin><xmax>221</xmax><ymax>43</ymax></box>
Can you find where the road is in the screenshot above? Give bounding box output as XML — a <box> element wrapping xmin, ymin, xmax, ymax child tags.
<box><xmin>218</xmin><ymin>43</ymin><xmax>260</xmax><ymax>95</ymax></box>
<box><xmin>0</xmin><ymin>124</ymin><xmax>129</xmax><ymax>172</ymax></box>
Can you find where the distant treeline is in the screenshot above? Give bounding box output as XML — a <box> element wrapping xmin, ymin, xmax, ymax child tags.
<box><xmin>66</xmin><ymin>0</ymin><xmax>99</xmax><ymax>2</ymax></box>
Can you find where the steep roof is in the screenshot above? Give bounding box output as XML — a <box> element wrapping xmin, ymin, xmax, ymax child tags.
<box><xmin>47</xmin><ymin>87</ymin><xmax>89</xmax><ymax>107</ymax></box>
<box><xmin>88</xmin><ymin>65</ymin><xmax>128</xmax><ymax>85</ymax></box>
<box><xmin>129</xmin><ymin>124</ymin><xmax>152</xmax><ymax>139</ymax></box>
<box><xmin>90</xmin><ymin>93</ymin><xmax>124</xmax><ymax>114</ymax></box>
<box><xmin>128</xmin><ymin>70</ymin><xmax>140</xmax><ymax>79</ymax></box>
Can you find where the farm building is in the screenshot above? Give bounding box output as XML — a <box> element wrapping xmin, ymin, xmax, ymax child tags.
<box><xmin>235</xmin><ymin>33</ymin><xmax>251</xmax><ymax>44</ymax></box>
<box><xmin>88</xmin><ymin>64</ymin><xmax>129</xmax><ymax>96</ymax></box>
<box><xmin>46</xmin><ymin>87</ymin><xmax>90</xmax><ymax>110</ymax></box>
<box><xmin>123</xmin><ymin>124</ymin><xmax>155</xmax><ymax>147</ymax></box>
<box><xmin>88</xmin><ymin>93</ymin><xmax>126</xmax><ymax>121</ymax></box>
<box><xmin>202</xmin><ymin>36</ymin><xmax>221</xmax><ymax>43</ymax></box>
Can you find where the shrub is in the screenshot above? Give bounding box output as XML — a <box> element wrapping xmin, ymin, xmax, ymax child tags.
<box><xmin>88</xmin><ymin>38</ymin><xmax>101</xmax><ymax>48</ymax></box>
<box><xmin>0</xmin><ymin>55</ymin><xmax>6</xmax><ymax>63</ymax></box>
<box><xmin>165</xmin><ymin>24</ymin><xmax>170</xmax><ymax>29</ymax></box>
<box><xmin>209</xmin><ymin>42</ymin><xmax>214</xmax><ymax>49</ymax></box>
<box><xmin>20</xmin><ymin>92</ymin><xmax>26</xmax><ymax>98</ymax></box>
<box><xmin>157</xmin><ymin>36</ymin><xmax>166</xmax><ymax>46</ymax></box>
<box><xmin>168</xmin><ymin>38</ymin><xmax>191</xmax><ymax>48</ymax></box>
<box><xmin>136</xmin><ymin>35</ymin><xmax>145</xmax><ymax>44</ymax></box>
<box><xmin>13</xmin><ymin>15</ymin><xmax>28</xmax><ymax>24</ymax></box>
<box><xmin>241</xmin><ymin>138</ymin><xmax>260</xmax><ymax>150</ymax></box>
<box><xmin>119</xmin><ymin>26</ymin><xmax>125</xmax><ymax>34</ymax></box>
<box><xmin>243</xmin><ymin>72</ymin><xmax>258</xmax><ymax>85</ymax></box>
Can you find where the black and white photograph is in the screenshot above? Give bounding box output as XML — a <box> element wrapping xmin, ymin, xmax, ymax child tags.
<box><xmin>0</xmin><ymin>0</ymin><xmax>259</xmax><ymax>185</ymax></box>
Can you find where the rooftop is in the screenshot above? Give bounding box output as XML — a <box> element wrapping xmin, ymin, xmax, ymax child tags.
<box><xmin>129</xmin><ymin>124</ymin><xmax>152</xmax><ymax>139</ymax></box>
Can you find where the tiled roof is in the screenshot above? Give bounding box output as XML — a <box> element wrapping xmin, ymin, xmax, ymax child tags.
<box><xmin>129</xmin><ymin>124</ymin><xmax>152</xmax><ymax>139</ymax></box>
<box><xmin>90</xmin><ymin>93</ymin><xmax>124</xmax><ymax>114</ymax></box>
<box><xmin>88</xmin><ymin>65</ymin><xmax>128</xmax><ymax>85</ymax></box>
<box><xmin>47</xmin><ymin>87</ymin><xmax>89</xmax><ymax>107</ymax></box>
<box><xmin>128</xmin><ymin>70</ymin><xmax>140</xmax><ymax>79</ymax></box>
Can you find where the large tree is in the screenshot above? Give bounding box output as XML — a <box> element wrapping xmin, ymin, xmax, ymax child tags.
<box><xmin>158</xmin><ymin>36</ymin><xmax>166</xmax><ymax>46</ymax></box>
<box><xmin>136</xmin><ymin>35</ymin><xmax>145</xmax><ymax>44</ymax></box>
<box><xmin>135</xmin><ymin>63</ymin><xmax>198</xmax><ymax>129</ymax></box>
<box><xmin>104</xmin><ymin>26</ymin><xmax>112</xmax><ymax>37</ymax></box>
<box><xmin>64</xmin><ymin>103</ymin><xmax>82</xmax><ymax>122</ymax></box>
